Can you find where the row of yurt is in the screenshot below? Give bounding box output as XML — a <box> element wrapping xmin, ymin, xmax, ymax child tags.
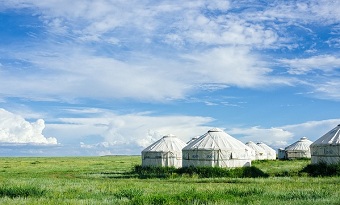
<box><xmin>142</xmin><ymin>128</ymin><xmax>254</xmax><ymax>168</ymax></box>
<box><xmin>278</xmin><ymin>137</ymin><xmax>313</xmax><ymax>160</ymax></box>
<box><xmin>245</xmin><ymin>141</ymin><xmax>267</xmax><ymax>160</ymax></box>
<box><xmin>256</xmin><ymin>142</ymin><xmax>276</xmax><ymax>160</ymax></box>
<box><xmin>141</xmin><ymin>124</ymin><xmax>340</xmax><ymax>167</ymax></box>
<box><xmin>311</xmin><ymin>124</ymin><xmax>340</xmax><ymax>165</ymax></box>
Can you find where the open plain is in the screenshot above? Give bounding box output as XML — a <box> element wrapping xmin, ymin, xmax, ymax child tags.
<box><xmin>0</xmin><ymin>156</ymin><xmax>339</xmax><ymax>204</ymax></box>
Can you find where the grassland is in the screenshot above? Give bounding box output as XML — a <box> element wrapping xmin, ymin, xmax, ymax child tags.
<box><xmin>0</xmin><ymin>156</ymin><xmax>339</xmax><ymax>204</ymax></box>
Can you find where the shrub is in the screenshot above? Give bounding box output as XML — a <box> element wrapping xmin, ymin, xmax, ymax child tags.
<box><xmin>235</xmin><ymin>166</ymin><xmax>269</xmax><ymax>178</ymax></box>
<box><xmin>176</xmin><ymin>166</ymin><xmax>230</xmax><ymax>178</ymax></box>
<box><xmin>300</xmin><ymin>162</ymin><xmax>340</xmax><ymax>177</ymax></box>
<box><xmin>133</xmin><ymin>165</ymin><xmax>177</xmax><ymax>178</ymax></box>
<box><xmin>133</xmin><ymin>165</ymin><xmax>268</xmax><ymax>178</ymax></box>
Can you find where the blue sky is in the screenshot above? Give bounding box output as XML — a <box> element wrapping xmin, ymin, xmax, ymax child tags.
<box><xmin>0</xmin><ymin>0</ymin><xmax>339</xmax><ymax>156</ymax></box>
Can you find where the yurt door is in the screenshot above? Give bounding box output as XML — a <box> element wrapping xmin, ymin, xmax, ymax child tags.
<box><xmin>166</xmin><ymin>152</ymin><xmax>176</xmax><ymax>167</ymax></box>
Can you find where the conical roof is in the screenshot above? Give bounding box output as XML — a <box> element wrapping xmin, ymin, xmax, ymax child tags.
<box><xmin>182</xmin><ymin>128</ymin><xmax>250</xmax><ymax>152</ymax></box>
<box><xmin>311</xmin><ymin>124</ymin><xmax>340</xmax><ymax>146</ymax></box>
<box><xmin>186</xmin><ymin>136</ymin><xmax>199</xmax><ymax>144</ymax></box>
<box><xmin>142</xmin><ymin>134</ymin><xmax>186</xmax><ymax>153</ymax></box>
<box><xmin>257</xmin><ymin>142</ymin><xmax>276</xmax><ymax>159</ymax></box>
<box><xmin>246</xmin><ymin>141</ymin><xmax>266</xmax><ymax>154</ymax></box>
<box><xmin>285</xmin><ymin>137</ymin><xmax>313</xmax><ymax>151</ymax></box>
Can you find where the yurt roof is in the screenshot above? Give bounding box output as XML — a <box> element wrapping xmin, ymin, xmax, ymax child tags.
<box><xmin>285</xmin><ymin>137</ymin><xmax>313</xmax><ymax>151</ymax></box>
<box><xmin>257</xmin><ymin>142</ymin><xmax>276</xmax><ymax>153</ymax></box>
<box><xmin>311</xmin><ymin>124</ymin><xmax>340</xmax><ymax>146</ymax></box>
<box><xmin>245</xmin><ymin>141</ymin><xmax>266</xmax><ymax>153</ymax></box>
<box><xmin>186</xmin><ymin>136</ymin><xmax>199</xmax><ymax>144</ymax></box>
<box><xmin>142</xmin><ymin>134</ymin><xmax>186</xmax><ymax>153</ymax></box>
<box><xmin>182</xmin><ymin>128</ymin><xmax>250</xmax><ymax>151</ymax></box>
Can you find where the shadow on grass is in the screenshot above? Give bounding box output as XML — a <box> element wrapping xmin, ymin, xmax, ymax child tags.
<box><xmin>0</xmin><ymin>185</ymin><xmax>46</xmax><ymax>198</ymax></box>
<box><xmin>300</xmin><ymin>162</ymin><xmax>340</xmax><ymax>177</ymax></box>
<box><xmin>88</xmin><ymin>171</ymin><xmax>138</xmax><ymax>179</ymax></box>
<box><xmin>89</xmin><ymin>165</ymin><xmax>269</xmax><ymax>179</ymax></box>
<box><xmin>133</xmin><ymin>165</ymin><xmax>269</xmax><ymax>179</ymax></box>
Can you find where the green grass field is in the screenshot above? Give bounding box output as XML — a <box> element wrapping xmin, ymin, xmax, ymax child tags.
<box><xmin>0</xmin><ymin>156</ymin><xmax>339</xmax><ymax>204</ymax></box>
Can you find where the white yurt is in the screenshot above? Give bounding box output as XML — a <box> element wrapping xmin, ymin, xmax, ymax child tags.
<box><xmin>310</xmin><ymin>124</ymin><xmax>340</xmax><ymax>165</ymax></box>
<box><xmin>182</xmin><ymin>128</ymin><xmax>253</xmax><ymax>168</ymax></box>
<box><xmin>285</xmin><ymin>137</ymin><xmax>313</xmax><ymax>159</ymax></box>
<box><xmin>278</xmin><ymin>148</ymin><xmax>286</xmax><ymax>160</ymax></box>
<box><xmin>186</xmin><ymin>136</ymin><xmax>199</xmax><ymax>144</ymax></box>
<box><xmin>245</xmin><ymin>141</ymin><xmax>267</xmax><ymax>160</ymax></box>
<box><xmin>256</xmin><ymin>142</ymin><xmax>276</xmax><ymax>160</ymax></box>
<box><xmin>141</xmin><ymin>134</ymin><xmax>187</xmax><ymax>168</ymax></box>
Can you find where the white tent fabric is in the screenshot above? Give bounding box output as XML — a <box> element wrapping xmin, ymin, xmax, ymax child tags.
<box><xmin>310</xmin><ymin>124</ymin><xmax>340</xmax><ymax>165</ymax></box>
<box><xmin>285</xmin><ymin>137</ymin><xmax>313</xmax><ymax>159</ymax></box>
<box><xmin>182</xmin><ymin>128</ymin><xmax>252</xmax><ymax>168</ymax></box>
<box><xmin>245</xmin><ymin>141</ymin><xmax>267</xmax><ymax>160</ymax></box>
<box><xmin>141</xmin><ymin>134</ymin><xmax>187</xmax><ymax>168</ymax></box>
<box><xmin>186</xmin><ymin>136</ymin><xmax>199</xmax><ymax>144</ymax></box>
<box><xmin>256</xmin><ymin>142</ymin><xmax>276</xmax><ymax>160</ymax></box>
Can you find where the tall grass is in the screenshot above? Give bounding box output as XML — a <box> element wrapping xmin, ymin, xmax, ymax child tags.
<box><xmin>252</xmin><ymin>159</ymin><xmax>310</xmax><ymax>177</ymax></box>
<box><xmin>0</xmin><ymin>156</ymin><xmax>340</xmax><ymax>204</ymax></box>
<box><xmin>128</xmin><ymin>187</ymin><xmax>266</xmax><ymax>205</ymax></box>
<box><xmin>114</xmin><ymin>188</ymin><xmax>144</xmax><ymax>200</ymax></box>
<box><xmin>0</xmin><ymin>185</ymin><xmax>46</xmax><ymax>198</ymax></box>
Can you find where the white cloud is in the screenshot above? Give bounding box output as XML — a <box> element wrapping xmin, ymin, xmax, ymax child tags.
<box><xmin>0</xmin><ymin>108</ymin><xmax>57</xmax><ymax>144</ymax></box>
<box><xmin>45</xmin><ymin>110</ymin><xmax>340</xmax><ymax>155</ymax></box>
<box><xmin>0</xmin><ymin>49</ymin><xmax>191</xmax><ymax>101</ymax></box>
<box><xmin>252</xmin><ymin>1</ymin><xmax>340</xmax><ymax>24</ymax></box>
<box><xmin>1</xmin><ymin>44</ymin><xmax>289</xmax><ymax>102</ymax></box>
<box><xmin>281</xmin><ymin>119</ymin><xmax>340</xmax><ymax>142</ymax></box>
<box><xmin>206</xmin><ymin>0</ymin><xmax>230</xmax><ymax>10</ymax></box>
<box><xmin>42</xmin><ymin>106</ymin><xmax>340</xmax><ymax>155</ymax></box>
<box><xmin>280</xmin><ymin>55</ymin><xmax>340</xmax><ymax>75</ymax></box>
<box><xmin>43</xmin><ymin>109</ymin><xmax>214</xmax><ymax>155</ymax></box>
<box><xmin>227</xmin><ymin>119</ymin><xmax>340</xmax><ymax>149</ymax></box>
<box><xmin>184</xmin><ymin>47</ymin><xmax>273</xmax><ymax>87</ymax></box>
<box><xmin>1</xmin><ymin>0</ymin><xmax>279</xmax><ymax>48</ymax></box>
<box><xmin>2</xmin><ymin>0</ymin><xmax>338</xmax><ymax>49</ymax></box>
<box><xmin>278</xmin><ymin>55</ymin><xmax>340</xmax><ymax>101</ymax></box>
<box><xmin>176</xmin><ymin>15</ymin><xmax>279</xmax><ymax>48</ymax></box>
<box><xmin>312</xmin><ymin>80</ymin><xmax>340</xmax><ymax>100</ymax></box>
<box><xmin>228</xmin><ymin>126</ymin><xmax>293</xmax><ymax>148</ymax></box>
<box><xmin>2</xmin><ymin>0</ymin><xmax>335</xmax><ymax>103</ymax></box>
<box><xmin>10</xmin><ymin>105</ymin><xmax>335</xmax><ymax>155</ymax></box>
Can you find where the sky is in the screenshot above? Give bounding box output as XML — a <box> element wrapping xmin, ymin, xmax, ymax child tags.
<box><xmin>0</xmin><ymin>0</ymin><xmax>339</xmax><ymax>156</ymax></box>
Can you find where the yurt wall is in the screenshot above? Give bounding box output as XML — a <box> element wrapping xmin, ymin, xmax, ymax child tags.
<box><xmin>310</xmin><ymin>124</ymin><xmax>340</xmax><ymax>165</ymax></box>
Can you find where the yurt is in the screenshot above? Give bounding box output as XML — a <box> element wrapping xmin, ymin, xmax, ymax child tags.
<box><xmin>278</xmin><ymin>148</ymin><xmax>286</xmax><ymax>159</ymax></box>
<box><xmin>186</xmin><ymin>136</ymin><xmax>198</xmax><ymax>144</ymax></box>
<box><xmin>245</xmin><ymin>141</ymin><xmax>267</xmax><ymax>160</ymax></box>
<box><xmin>285</xmin><ymin>137</ymin><xmax>313</xmax><ymax>159</ymax></box>
<box><xmin>182</xmin><ymin>128</ymin><xmax>253</xmax><ymax>168</ymax></box>
<box><xmin>257</xmin><ymin>142</ymin><xmax>276</xmax><ymax>160</ymax></box>
<box><xmin>310</xmin><ymin>124</ymin><xmax>340</xmax><ymax>165</ymax></box>
<box><xmin>141</xmin><ymin>134</ymin><xmax>187</xmax><ymax>168</ymax></box>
